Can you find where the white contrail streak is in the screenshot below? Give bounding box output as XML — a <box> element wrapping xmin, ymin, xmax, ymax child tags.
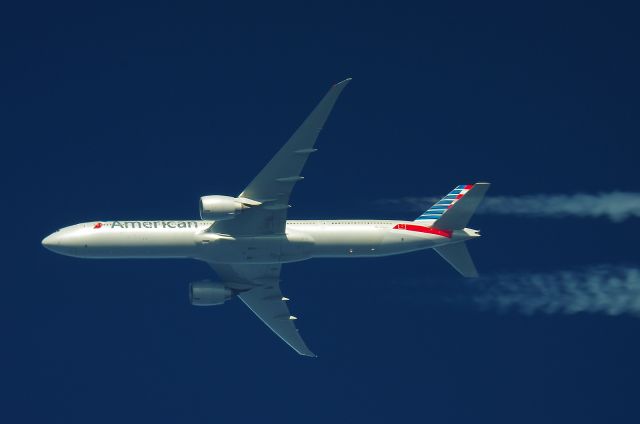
<box><xmin>471</xmin><ymin>265</ymin><xmax>640</xmax><ymax>317</ymax></box>
<box><xmin>376</xmin><ymin>192</ymin><xmax>640</xmax><ymax>222</ymax></box>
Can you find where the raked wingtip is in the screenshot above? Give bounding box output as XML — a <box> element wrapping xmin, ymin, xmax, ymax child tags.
<box><xmin>333</xmin><ymin>77</ymin><xmax>352</xmax><ymax>87</ymax></box>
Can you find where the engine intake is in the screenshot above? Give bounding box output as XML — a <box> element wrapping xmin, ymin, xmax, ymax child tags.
<box><xmin>199</xmin><ymin>195</ymin><xmax>260</xmax><ymax>221</ymax></box>
<box><xmin>189</xmin><ymin>280</ymin><xmax>233</xmax><ymax>306</ymax></box>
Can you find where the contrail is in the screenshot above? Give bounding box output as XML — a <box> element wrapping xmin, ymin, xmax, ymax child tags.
<box><xmin>394</xmin><ymin>265</ymin><xmax>640</xmax><ymax>317</ymax></box>
<box><xmin>376</xmin><ymin>192</ymin><xmax>640</xmax><ymax>222</ymax></box>
<box><xmin>469</xmin><ymin>265</ymin><xmax>640</xmax><ymax>317</ymax></box>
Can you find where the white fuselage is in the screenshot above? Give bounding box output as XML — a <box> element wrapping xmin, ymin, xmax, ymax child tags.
<box><xmin>42</xmin><ymin>219</ymin><xmax>480</xmax><ymax>263</ymax></box>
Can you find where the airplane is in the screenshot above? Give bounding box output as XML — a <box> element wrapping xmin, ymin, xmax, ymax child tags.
<box><xmin>42</xmin><ymin>78</ymin><xmax>490</xmax><ymax>357</ymax></box>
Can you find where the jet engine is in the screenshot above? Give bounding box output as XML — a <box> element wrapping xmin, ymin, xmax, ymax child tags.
<box><xmin>189</xmin><ymin>280</ymin><xmax>233</xmax><ymax>306</ymax></box>
<box><xmin>199</xmin><ymin>195</ymin><xmax>261</xmax><ymax>221</ymax></box>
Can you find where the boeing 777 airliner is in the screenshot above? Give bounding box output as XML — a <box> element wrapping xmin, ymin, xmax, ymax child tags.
<box><xmin>42</xmin><ymin>79</ymin><xmax>490</xmax><ymax>356</ymax></box>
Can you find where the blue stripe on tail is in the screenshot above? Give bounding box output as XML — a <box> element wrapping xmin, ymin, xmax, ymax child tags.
<box><xmin>414</xmin><ymin>184</ymin><xmax>473</xmax><ymax>222</ymax></box>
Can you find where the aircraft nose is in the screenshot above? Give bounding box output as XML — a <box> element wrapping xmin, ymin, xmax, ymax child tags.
<box><xmin>42</xmin><ymin>233</ymin><xmax>60</xmax><ymax>251</ymax></box>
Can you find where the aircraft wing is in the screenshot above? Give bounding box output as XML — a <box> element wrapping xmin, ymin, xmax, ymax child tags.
<box><xmin>211</xmin><ymin>78</ymin><xmax>351</xmax><ymax>236</ymax></box>
<box><xmin>209</xmin><ymin>262</ymin><xmax>316</xmax><ymax>357</ymax></box>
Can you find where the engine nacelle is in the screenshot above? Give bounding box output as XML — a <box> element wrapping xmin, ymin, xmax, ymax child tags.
<box><xmin>199</xmin><ymin>195</ymin><xmax>260</xmax><ymax>221</ymax></box>
<box><xmin>189</xmin><ymin>280</ymin><xmax>233</xmax><ymax>306</ymax></box>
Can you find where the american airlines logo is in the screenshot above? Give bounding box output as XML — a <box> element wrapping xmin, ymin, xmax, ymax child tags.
<box><xmin>93</xmin><ymin>221</ymin><xmax>201</xmax><ymax>229</ymax></box>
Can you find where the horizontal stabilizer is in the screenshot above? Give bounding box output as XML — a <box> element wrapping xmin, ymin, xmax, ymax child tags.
<box><xmin>434</xmin><ymin>242</ymin><xmax>479</xmax><ymax>278</ymax></box>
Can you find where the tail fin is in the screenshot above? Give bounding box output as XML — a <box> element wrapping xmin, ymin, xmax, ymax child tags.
<box><xmin>416</xmin><ymin>183</ymin><xmax>490</xmax><ymax>230</ymax></box>
<box><xmin>434</xmin><ymin>242</ymin><xmax>479</xmax><ymax>278</ymax></box>
<box><xmin>419</xmin><ymin>182</ymin><xmax>490</xmax><ymax>278</ymax></box>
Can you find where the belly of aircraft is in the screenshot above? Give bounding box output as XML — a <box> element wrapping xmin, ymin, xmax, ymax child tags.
<box><xmin>63</xmin><ymin>221</ymin><xmax>442</xmax><ymax>263</ymax></box>
<box><xmin>196</xmin><ymin>231</ymin><xmax>315</xmax><ymax>264</ymax></box>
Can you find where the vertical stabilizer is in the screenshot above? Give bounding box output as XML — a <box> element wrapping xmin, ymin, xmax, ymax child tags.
<box><xmin>432</xmin><ymin>183</ymin><xmax>490</xmax><ymax>230</ymax></box>
<box><xmin>415</xmin><ymin>184</ymin><xmax>474</xmax><ymax>222</ymax></box>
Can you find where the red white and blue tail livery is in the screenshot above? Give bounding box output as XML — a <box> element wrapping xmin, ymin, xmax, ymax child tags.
<box><xmin>416</xmin><ymin>184</ymin><xmax>475</xmax><ymax>221</ymax></box>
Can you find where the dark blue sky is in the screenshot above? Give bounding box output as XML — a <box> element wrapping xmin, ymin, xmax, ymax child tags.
<box><xmin>3</xmin><ymin>2</ymin><xmax>640</xmax><ymax>423</ymax></box>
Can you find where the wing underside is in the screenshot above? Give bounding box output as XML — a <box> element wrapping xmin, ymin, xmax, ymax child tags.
<box><xmin>209</xmin><ymin>263</ymin><xmax>315</xmax><ymax>357</ymax></box>
<box><xmin>211</xmin><ymin>78</ymin><xmax>351</xmax><ymax>236</ymax></box>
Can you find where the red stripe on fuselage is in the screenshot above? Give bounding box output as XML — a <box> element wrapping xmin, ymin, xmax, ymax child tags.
<box><xmin>393</xmin><ymin>224</ymin><xmax>452</xmax><ymax>238</ymax></box>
